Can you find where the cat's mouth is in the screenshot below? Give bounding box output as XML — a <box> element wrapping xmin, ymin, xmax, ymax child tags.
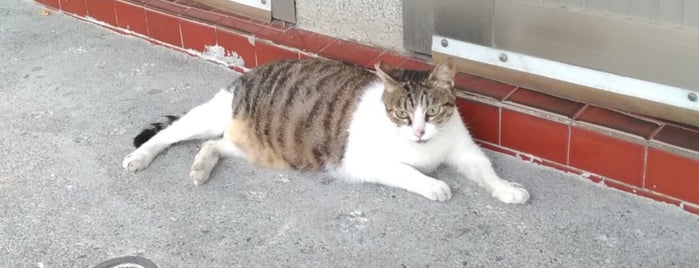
<box><xmin>415</xmin><ymin>139</ymin><xmax>428</xmax><ymax>144</ymax></box>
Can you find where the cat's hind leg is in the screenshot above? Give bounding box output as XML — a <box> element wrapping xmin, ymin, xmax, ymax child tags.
<box><xmin>122</xmin><ymin>89</ymin><xmax>233</xmax><ymax>172</ymax></box>
<box><xmin>190</xmin><ymin>138</ymin><xmax>243</xmax><ymax>185</ymax></box>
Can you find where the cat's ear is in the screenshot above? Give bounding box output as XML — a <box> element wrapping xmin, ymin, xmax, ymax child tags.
<box><xmin>428</xmin><ymin>60</ymin><xmax>456</xmax><ymax>88</ymax></box>
<box><xmin>375</xmin><ymin>61</ymin><xmax>401</xmax><ymax>92</ymax></box>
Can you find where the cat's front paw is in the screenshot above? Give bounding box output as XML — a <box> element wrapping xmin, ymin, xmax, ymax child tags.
<box><xmin>122</xmin><ymin>151</ymin><xmax>154</xmax><ymax>172</ymax></box>
<box><xmin>491</xmin><ymin>182</ymin><xmax>530</xmax><ymax>204</ymax></box>
<box><xmin>423</xmin><ymin>180</ymin><xmax>452</xmax><ymax>202</ymax></box>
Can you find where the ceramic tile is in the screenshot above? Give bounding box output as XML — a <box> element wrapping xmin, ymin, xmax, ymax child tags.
<box><xmin>216</xmin><ymin>29</ymin><xmax>256</xmax><ymax>68</ymax></box>
<box><xmin>653</xmin><ymin>125</ymin><xmax>699</xmax><ymax>152</ymax></box>
<box><xmin>646</xmin><ymin>148</ymin><xmax>699</xmax><ymax>205</ymax></box>
<box><xmin>576</xmin><ymin>105</ymin><xmax>661</xmax><ymax>139</ymax></box>
<box><xmin>318</xmin><ymin>39</ymin><xmax>383</xmax><ymax>68</ymax></box>
<box><xmin>59</xmin><ymin>0</ymin><xmax>87</xmax><ymax>16</ymax></box>
<box><xmin>180</xmin><ymin>19</ymin><xmax>216</xmax><ymax>52</ymax></box>
<box><xmin>256</xmin><ymin>42</ymin><xmax>299</xmax><ymax>66</ymax></box>
<box><xmin>507</xmin><ymin>88</ymin><xmax>585</xmax><ymax>118</ymax></box>
<box><xmin>456</xmin><ymin>99</ymin><xmax>500</xmax><ymax>144</ymax></box>
<box><xmin>501</xmin><ymin>109</ymin><xmax>569</xmax><ymax>163</ymax></box>
<box><xmin>86</xmin><ymin>0</ymin><xmax>116</xmax><ymax>25</ymax></box>
<box><xmin>114</xmin><ymin>1</ymin><xmax>148</xmax><ymax>36</ymax></box>
<box><xmin>272</xmin><ymin>28</ymin><xmax>336</xmax><ymax>53</ymax></box>
<box><xmin>145</xmin><ymin>10</ymin><xmax>182</xmax><ymax>47</ymax></box>
<box><xmin>570</xmin><ymin>127</ymin><xmax>645</xmax><ymax>187</ymax></box>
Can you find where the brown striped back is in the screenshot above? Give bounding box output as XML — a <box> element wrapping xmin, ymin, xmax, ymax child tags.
<box><xmin>226</xmin><ymin>59</ymin><xmax>376</xmax><ymax>170</ymax></box>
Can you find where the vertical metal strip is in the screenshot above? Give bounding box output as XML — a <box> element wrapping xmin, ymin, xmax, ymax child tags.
<box><xmin>402</xmin><ymin>0</ymin><xmax>433</xmax><ymax>55</ymax></box>
<box><xmin>271</xmin><ymin>0</ymin><xmax>296</xmax><ymax>23</ymax></box>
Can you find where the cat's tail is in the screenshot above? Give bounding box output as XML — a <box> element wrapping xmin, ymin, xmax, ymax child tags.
<box><xmin>122</xmin><ymin>87</ymin><xmax>235</xmax><ymax>171</ymax></box>
<box><xmin>132</xmin><ymin>114</ymin><xmax>182</xmax><ymax>148</ymax></box>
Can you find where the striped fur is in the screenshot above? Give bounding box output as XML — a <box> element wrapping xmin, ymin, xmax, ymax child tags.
<box><xmin>226</xmin><ymin>59</ymin><xmax>376</xmax><ymax>170</ymax></box>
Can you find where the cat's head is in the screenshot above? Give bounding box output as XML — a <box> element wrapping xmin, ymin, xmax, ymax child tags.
<box><xmin>375</xmin><ymin>60</ymin><xmax>457</xmax><ymax>144</ymax></box>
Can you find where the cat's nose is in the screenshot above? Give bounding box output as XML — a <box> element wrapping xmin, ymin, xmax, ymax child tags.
<box><xmin>413</xmin><ymin>128</ymin><xmax>425</xmax><ymax>138</ymax></box>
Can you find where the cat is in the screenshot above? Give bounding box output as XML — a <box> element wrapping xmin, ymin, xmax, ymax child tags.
<box><xmin>122</xmin><ymin>58</ymin><xmax>530</xmax><ymax>204</ymax></box>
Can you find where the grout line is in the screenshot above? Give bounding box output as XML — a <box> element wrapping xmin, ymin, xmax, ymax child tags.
<box><xmin>572</xmin><ymin>103</ymin><xmax>589</xmax><ymax>120</ymax></box>
<box><xmin>566</xmin><ymin>124</ymin><xmax>572</xmax><ymax>165</ymax></box>
<box><xmin>113</xmin><ymin>1</ymin><xmax>120</xmax><ymax>27</ymax></box>
<box><xmin>642</xmin><ymin>143</ymin><xmax>648</xmax><ymax>189</ymax></box>
<box><xmin>143</xmin><ymin>5</ymin><xmax>150</xmax><ymax>37</ymax></box>
<box><xmin>648</xmin><ymin>124</ymin><xmax>664</xmax><ymax>140</ymax></box>
<box><xmin>497</xmin><ymin>107</ymin><xmax>502</xmax><ymax>145</ymax></box>
<box><xmin>83</xmin><ymin>0</ymin><xmax>91</xmax><ymax>17</ymax></box>
<box><xmin>367</xmin><ymin>50</ymin><xmax>387</xmax><ymax>68</ymax></box>
<box><xmin>315</xmin><ymin>38</ymin><xmax>338</xmax><ymax>55</ymax></box>
<box><xmin>178</xmin><ymin>17</ymin><xmax>184</xmax><ymax>49</ymax></box>
<box><xmin>502</xmin><ymin>86</ymin><xmax>519</xmax><ymax>101</ymax></box>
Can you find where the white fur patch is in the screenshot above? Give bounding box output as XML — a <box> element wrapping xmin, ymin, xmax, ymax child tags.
<box><xmin>338</xmin><ymin>81</ymin><xmax>530</xmax><ymax>204</ymax></box>
<box><xmin>122</xmin><ymin>89</ymin><xmax>234</xmax><ymax>171</ymax></box>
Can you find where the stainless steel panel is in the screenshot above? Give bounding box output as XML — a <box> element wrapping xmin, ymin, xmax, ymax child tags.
<box><xmin>493</xmin><ymin>0</ymin><xmax>699</xmax><ymax>91</ymax></box>
<box><xmin>626</xmin><ymin>0</ymin><xmax>655</xmax><ymax>20</ymax></box>
<box><xmin>658</xmin><ymin>0</ymin><xmax>683</xmax><ymax>26</ymax></box>
<box><xmin>433</xmin><ymin>0</ymin><xmax>493</xmax><ymax>46</ymax></box>
<box><xmin>607</xmin><ymin>1</ymin><xmax>628</xmax><ymax>15</ymax></box>
<box><xmin>542</xmin><ymin>0</ymin><xmax>559</xmax><ymax>6</ymax></box>
<box><xmin>584</xmin><ymin>0</ymin><xmax>610</xmax><ymax>12</ymax></box>
<box><xmin>537</xmin><ymin>0</ymin><xmax>693</xmax><ymax>28</ymax></box>
<box><xmin>271</xmin><ymin>0</ymin><xmax>296</xmax><ymax>23</ymax></box>
<box><xmin>402</xmin><ymin>0</ymin><xmax>433</xmax><ymax>54</ymax></box>
<box><xmin>684</xmin><ymin>1</ymin><xmax>699</xmax><ymax>29</ymax></box>
<box><xmin>561</xmin><ymin>0</ymin><xmax>583</xmax><ymax>7</ymax></box>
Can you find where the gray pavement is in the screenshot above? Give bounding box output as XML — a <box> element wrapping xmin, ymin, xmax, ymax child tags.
<box><xmin>2</xmin><ymin>1</ymin><xmax>699</xmax><ymax>267</ymax></box>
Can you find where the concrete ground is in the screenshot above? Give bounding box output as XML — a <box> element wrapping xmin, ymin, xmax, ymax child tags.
<box><xmin>2</xmin><ymin>1</ymin><xmax>698</xmax><ymax>267</ymax></box>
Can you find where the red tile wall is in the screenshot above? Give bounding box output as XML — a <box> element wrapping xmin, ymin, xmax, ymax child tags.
<box><xmin>272</xmin><ymin>29</ymin><xmax>336</xmax><ymax>54</ymax></box>
<box><xmin>506</xmin><ymin>88</ymin><xmax>584</xmax><ymax>118</ymax></box>
<box><xmin>569</xmin><ymin>127</ymin><xmax>645</xmax><ymax>187</ymax></box>
<box><xmin>456</xmin><ymin>99</ymin><xmax>500</xmax><ymax>145</ymax></box>
<box><xmin>501</xmin><ymin>110</ymin><xmax>569</xmax><ymax>164</ymax></box>
<box><xmin>86</xmin><ymin>0</ymin><xmax>117</xmax><ymax>26</ymax></box>
<box><xmin>146</xmin><ymin>10</ymin><xmax>183</xmax><ymax>47</ymax></box>
<box><xmin>575</xmin><ymin>105</ymin><xmax>660</xmax><ymax>139</ymax></box>
<box><xmin>646</xmin><ymin>148</ymin><xmax>699</xmax><ymax>205</ymax></box>
<box><xmin>59</xmin><ymin>0</ymin><xmax>87</xmax><ymax>16</ymax></box>
<box><xmin>318</xmin><ymin>39</ymin><xmax>383</xmax><ymax>68</ymax></box>
<box><xmin>369</xmin><ymin>52</ymin><xmax>408</xmax><ymax>69</ymax></box>
<box><xmin>456</xmin><ymin>77</ymin><xmax>517</xmax><ymax>101</ymax></box>
<box><xmin>114</xmin><ymin>1</ymin><xmax>148</xmax><ymax>36</ymax></box>
<box><xmin>255</xmin><ymin>42</ymin><xmax>299</xmax><ymax>66</ymax></box>
<box><xmin>180</xmin><ymin>20</ymin><xmax>217</xmax><ymax>52</ymax></box>
<box><xmin>216</xmin><ymin>29</ymin><xmax>256</xmax><ymax>68</ymax></box>
<box><xmin>146</xmin><ymin>0</ymin><xmax>189</xmax><ymax>15</ymax></box>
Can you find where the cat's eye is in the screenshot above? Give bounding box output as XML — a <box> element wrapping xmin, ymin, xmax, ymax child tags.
<box><xmin>395</xmin><ymin>110</ymin><xmax>410</xmax><ymax>119</ymax></box>
<box><xmin>426</xmin><ymin>107</ymin><xmax>441</xmax><ymax>117</ymax></box>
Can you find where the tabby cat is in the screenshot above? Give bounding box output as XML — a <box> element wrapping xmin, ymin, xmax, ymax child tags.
<box><xmin>122</xmin><ymin>58</ymin><xmax>529</xmax><ymax>203</ymax></box>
